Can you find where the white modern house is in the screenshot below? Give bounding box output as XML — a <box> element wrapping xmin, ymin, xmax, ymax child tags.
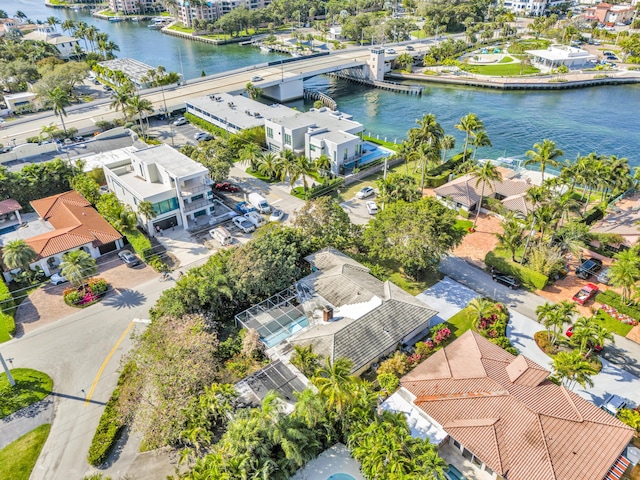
<box><xmin>22</xmin><ymin>27</ymin><xmax>80</xmax><ymax>59</ymax></box>
<box><xmin>265</xmin><ymin>108</ymin><xmax>365</xmax><ymax>176</ymax></box>
<box><xmin>526</xmin><ymin>45</ymin><xmax>596</xmax><ymax>70</ymax></box>
<box><xmin>102</xmin><ymin>144</ymin><xmax>214</xmax><ymax>234</ymax></box>
<box><xmin>503</xmin><ymin>0</ymin><xmax>566</xmax><ymax>15</ymax></box>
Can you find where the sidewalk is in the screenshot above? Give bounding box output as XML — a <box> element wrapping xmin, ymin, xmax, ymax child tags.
<box><xmin>0</xmin><ymin>398</ymin><xmax>54</xmax><ymax>450</ymax></box>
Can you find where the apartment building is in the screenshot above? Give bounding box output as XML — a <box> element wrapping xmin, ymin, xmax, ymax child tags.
<box><xmin>108</xmin><ymin>0</ymin><xmax>164</xmax><ymax>14</ymax></box>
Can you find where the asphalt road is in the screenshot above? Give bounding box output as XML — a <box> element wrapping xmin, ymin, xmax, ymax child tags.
<box><xmin>0</xmin><ymin>277</ymin><xmax>169</xmax><ymax>479</ymax></box>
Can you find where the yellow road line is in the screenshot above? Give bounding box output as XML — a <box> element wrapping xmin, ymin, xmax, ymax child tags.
<box><xmin>84</xmin><ymin>321</ymin><xmax>134</xmax><ymax>406</ymax></box>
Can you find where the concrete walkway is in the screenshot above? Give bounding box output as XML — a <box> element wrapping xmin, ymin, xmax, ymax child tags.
<box><xmin>0</xmin><ymin>397</ymin><xmax>54</xmax><ymax>450</ymax></box>
<box><xmin>417</xmin><ymin>277</ymin><xmax>478</xmax><ymax>324</ymax></box>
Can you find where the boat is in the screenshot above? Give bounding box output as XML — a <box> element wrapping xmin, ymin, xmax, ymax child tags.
<box><xmin>291</xmin><ymin>51</ymin><xmax>303</xmax><ymax>57</ymax></box>
<box><xmin>260</xmin><ymin>45</ymin><xmax>272</xmax><ymax>53</ymax></box>
<box><xmin>131</xmin><ymin>16</ymin><xmax>139</xmax><ymax>22</ymax></box>
<box><xmin>109</xmin><ymin>16</ymin><xmax>124</xmax><ymax>22</ymax></box>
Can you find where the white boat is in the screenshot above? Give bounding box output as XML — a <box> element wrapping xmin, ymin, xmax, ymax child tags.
<box><xmin>260</xmin><ymin>45</ymin><xmax>272</xmax><ymax>53</ymax></box>
<box><xmin>109</xmin><ymin>16</ymin><xmax>124</xmax><ymax>22</ymax></box>
<box><xmin>131</xmin><ymin>16</ymin><xmax>139</xmax><ymax>22</ymax></box>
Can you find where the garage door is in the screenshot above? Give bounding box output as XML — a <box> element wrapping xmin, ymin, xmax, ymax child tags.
<box><xmin>154</xmin><ymin>216</ymin><xmax>178</xmax><ymax>231</ymax></box>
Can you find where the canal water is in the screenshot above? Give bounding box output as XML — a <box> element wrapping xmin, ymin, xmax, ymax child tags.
<box><xmin>12</xmin><ymin>0</ymin><xmax>640</xmax><ymax>163</ymax></box>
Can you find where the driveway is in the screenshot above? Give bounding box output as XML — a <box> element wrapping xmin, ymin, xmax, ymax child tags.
<box><xmin>417</xmin><ymin>277</ymin><xmax>478</xmax><ymax>323</ymax></box>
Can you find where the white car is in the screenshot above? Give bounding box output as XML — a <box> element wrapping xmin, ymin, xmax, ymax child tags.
<box><xmin>251</xmin><ymin>75</ymin><xmax>263</xmax><ymax>82</ymax></box>
<box><xmin>366</xmin><ymin>201</ymin><xmax>378</xmax><ymax>215</ymax></box>
<box><xmin>50</xmin><ymin>273</ymin><xmax>68</xmax><ymax>285</ymax></box>
<box><xmin>356</xmin><ymin>186</ymin><xmax>375</xmax><ymax>199</ymax></box>
<box><xmin>232</xmin><ymin>215</ymin><xmax>256</xmax><ymax>233</ymax></box>
<box><xmin>269</xmin><ymin>209</ymin><xmax>284</xmax><ymax>222</ymax></box>
<box><xmin>173</xmin><ymin>117</ymin><xmax>188</xmax><ymax>126</ymax></box>
<box><xmin>244</xmin><ymin>211</ymin><xmax>266</xmax><ymax>228</ymax></box>
<box><xmin>385</xmin><ymin>48</ymin><xmax>396</xmax><ymax>54</ymax></box>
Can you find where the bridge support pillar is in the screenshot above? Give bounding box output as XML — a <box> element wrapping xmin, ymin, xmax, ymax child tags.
<box><xmin>262</xmin><ymin>79</ymin><xmax>304</xmax><ymax>102</ymax></box>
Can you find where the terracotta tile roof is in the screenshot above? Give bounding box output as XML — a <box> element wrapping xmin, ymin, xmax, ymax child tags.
<box><xmin>401</xmin><ymin>331</ymin><xmax>634</xmax><ymax>480</ymax></box>
<box><xmin>434</xmin><ymin>173</ymin><xmax>529</xmax><ymax>209</ymax></box>
<box><xmin>0</xmin><ymin>199</ymin><xmax>22</xmax><ymax>215</ymax></box>
<box><xmin>27</xmin><ymin>191</ymin><xmax>122</xmax><ymax>259</ymax></box>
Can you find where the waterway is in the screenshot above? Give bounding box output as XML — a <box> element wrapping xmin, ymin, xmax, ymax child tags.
<box><xmin>12</xmin><ymin>0</ymin><xmax>640</xmax><ymax>163</ymax></box>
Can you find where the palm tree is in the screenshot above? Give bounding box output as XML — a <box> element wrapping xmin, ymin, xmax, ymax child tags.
<box><xmin>467</xmin><ymin>297</ymin><xmax>496</xmax><ymax>329</ymax></box>
<box><xmin>552</xmin><ymin>349</ymin><xmax>597</xmax><ymax>390</ymax></box>
<box><xmin>570</xmin><ymin>317</ymin><xmax>598</xmax><ymax>355</ymax></box>
<box><xmin>495</xmin><ymin>212</ymin><xmax>524</xmax><ymax>261</ymax></box>
<box><xmin>257</xmin><ymin>152</ymin><xmax>279</xmax><ymax>180</ymax></box>
<box><xmin>15</xmin><ymin>11</ymin><xmax>27</xmax><ymax>22</ymax></box>
<box><xmin>137</xmin><ymin>200</ymin><xmax>157</xmax><ymax>227</ymax></box>
<box><xmin>239</xmin><ymin>143</ymin><xmax>262</xmax><ymax>171</ymax></box>
<box><xmin>45</xmin><ymin>87</ymin><xmax>71</xmax><ymax>134</ymax></box>
<box><xmin>592</xmin><ymin>325</ymin><xmax>614</xmax><ymax>357</ymax></box>
<box><xmin>2</xmin><ymin>240</ymin><xmax>37</xmax><ymax>275</ymax></box>
<box><xmin>524</xmin><ymin>139</ymin><xmax>564</xmax><ymax>183</ymax></box>
<box><xmin>455</xmin><ymin>113</ymin><xmax>483</xmax><ymax>159</ymax></box>
<box><xmin>396</xmin><ymin>52</ymin><xmax>414</xmax><ymax>71</ymax></box>
<box><xmin>244</xmin><ymin>82</ymin><xmax>262</xmax><ymax>100</ymax></box>
<box><xmin>127</xmin><ymin>95</ymin><xmax>154</xmax><ymax>136</ymax></box>
<box><xmin>609</xmin><ymin>249</ymin><xmax>640</xmax><ymax>304</ymax></box>
<box><xmin>312</xmin><ymin>357</ymin><xmax>355</xmax><ymax>419</ymax></box>
<box><xmin>441</xmin><ymin>134</ymin><xmax>455</xmax><ymax>163</ymax></box>
<box><xmin>40</xmin><ymin>123</ymin><xmax>57</xmax><ymax>142</ymax></box>
<box><xmin>46</xmin><ymin>16</ymin><xmax>61</xmax><ymax>30</ymax></box>
<box><xmin>109</xmin><ymin>85</ymin><xmax>132</xmax><ymax>121</ymax></box>
<box><xmin>472</xmin><ymin>130</ymin><xmax>492</xmax><ymax>161</ymax></box>
<box><xmin>471</xmin><ymin>160</ymin><xmax>502</xmax><ymax>229</ymax></box>
<box><xmin>74</xmin><ymin>21</ymin><xmax>89</xmax><ymax>51</ymax></box>
<box><xmin>291</xmin><ymin>345</ymin><xmax>321</xmax><ymax>377</ymax></box>
<box><xmin>61</xmin><ymin>19</ymin><xmax>75</xmax><ymax>36</ymax></box>
<box><xmin>314</xmin><ymin>154</ymin><xmax>332</xmax><ymax>177</ymax></box>
<box><xmin>60</xmin><ymin>249</ymin><xmax>97</xmax><ymax>291</ymax></box>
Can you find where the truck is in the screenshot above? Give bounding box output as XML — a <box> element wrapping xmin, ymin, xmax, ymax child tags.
<box><xmin>248</xmin><ymin>192</ymin><xmax>271</xmax><ymax>214</ymax></box>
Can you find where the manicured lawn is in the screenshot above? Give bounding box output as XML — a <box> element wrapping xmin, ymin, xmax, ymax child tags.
<box><xmin>168</xmin><ymin>24</ymin><xmax>194</xmax><ymax>33</ymax></box>
<box><xmin>443</xmin><ymin>307</ymin><xmax>474</xmax><ymax>340</ymax></box>
<box><xmin>0</xmin><ymin>369</ymin><xmax>54</xmax><ymax>419</ymax></box>
<box><xmin>389</xmin><ymin>269</ymin><xmax>442</xmax><ymax>296</ymax></box>
<box><xmin>0</xmin><ymin>424</ymin><xmax>51</xmax><ymax>480</ymax></box>
<box><xmin>0</xmin><ymin>316</ymin><xmax>11</xmax><ymax>343</ymax></box>
<box><xmin>593</xmin><ymin>310</ymin><xmax>633</xmax><ymax>337</ymax></box>
<box><xmin>455</xmin><ymin>219</ymin><xmax>473</xmax><ymax>231</ymax></box>
<box><xmin>245</xmin><ymin>168</ymin><xmax>278</xmax><ymax>183</ymax></box>
<box><xmin>499</xmin><ymin>56</ymin><xmax>514</xmax><ymax>63</ymax></box>
<box><xmin>364</xmin><ymin>136</ymin><xmax>401</xmax><ymax>152</ymax></box>
<box><xmin>466</xmin><ymin>63</ymin><xmax>540</xmax><ymax>76</ymax></box>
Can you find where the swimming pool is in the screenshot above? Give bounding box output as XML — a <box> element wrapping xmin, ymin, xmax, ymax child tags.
<box><xmin>327</xmin><ymin>474</ymin><xmax>356</xmax><ymax>480</ymax></box>
<box><xmin>0</xmin><ymin>224</ymin><xmax>18</xmax><ymax>235</ymax></box>
<box><xmin>261</xmin><ymin>316</ymin><xmax>309</xmax><ymax>348</ymax></box>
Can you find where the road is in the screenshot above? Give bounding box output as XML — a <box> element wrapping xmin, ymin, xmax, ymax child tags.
<box><xmin>1</xmin><ymin>42</ymin><xmax>436</xmax><ymax>147</ymax></box>
<box><xmin>0</xmin><ymin>277</ymin><xmax>169</xmax><ymax>479</ymax></box>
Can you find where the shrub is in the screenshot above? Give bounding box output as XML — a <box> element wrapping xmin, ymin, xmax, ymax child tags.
<box><xmin>485</xmin><ymin>250</ymin><xmax>548</xmax><ymax>289</ymax></box>
<box><xmin>534</xmin><ymin>330</ymin><xmax>555</xmax><ymax>354</ymax></box>
<box><xmin>87</xmin><ymin>277</ymin><xmax>108</xmax><ymax>296</ymax></box>
<box><xmin>87</xmin><ymin>362</ymin><xmax>137</xmax><ymax>466</ymax></box>
<box><xmin>63</xmin><ymin>289</ymin><xmax>82</xmax><ymax>306</ymax></box>
<box><xmin>433</xmin><ymin>327</ymin><xmax>451</xmax><ymax>345</ymax></box>
<box><xmin>377</xmin><ymin>351</ymin><xmax>409</xmax><ymax>377</ymax></box>
<box><xmin>582</xmin><ymin>204</ymin><xmax>605</xmax><ymax>225</ymax></box>
<box><xmin>184</xmin><ymin>112</ymin><xmax>226</xmax><ymax>137</ymax></box>
<box><xmin>458</xmin><ymin>208</ymin><xmax>470</xmax><ymax>219</ymax></box>
<box><xmin>0</xmin><ymin>282</ymin><xmax>15</xmax><ymax>339</ymax></box>
<box><xmin>415</xmin><ymin>340</ymin><xmax>435</xmax><ymax>356</ymax></box>
<box><xmin>597</xmin><ymin>290</ymin><xmax>640</xmax><ymax>321</ymax></box>
<box><xmin>424</xmin><ymin>172</ymin><xmax>450</xmax><ymax>188</ymax></box>
<box><xmin>124</xmin><ymin>229</ymin><xmax>154</xmax><ymax>261</ymax></box>
<box><xmin>148</xmin><ymin>255</ymin><xmax>169</xmax><ymax>273</ymax></box>
<box><xmin>377</xmin><ymin>373</ymin><xmax>399</xmax><ymax>393</ymax></box>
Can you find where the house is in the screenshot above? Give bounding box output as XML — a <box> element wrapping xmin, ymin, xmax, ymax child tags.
<box><xmin>328</xmin><ymin>25</ymin><xmax>345</xmax><ymax>40</ymax></box>
<box><xmin>103</xmin><ymin>144</ymin><xmax>215</xmax><ymax>233</ymax></box>
<box><xmin>0</xmin><ymin>199</ymin><xmax>24</xmax><ymax>230</ymax></box>
<box><xmin>173</xmin><ymin>0</ymin><xmax>271</xmax><ymax>28</ymax></box>
<box><xmin>526</xmin><ymin>45</ymin><xmax>597</xmax><ymax>70</ymax></box>
<box><xmin>96</xmin><ymin>58</ymin><xmax>156</xmax><ymax>89</ymax></box>
<box><xmin>265</xmin><ymin>108</ymin><xmax>365</xmax><ymax>176</ymax></box>
<box><xmin>385</xmin><ymin>331</ymin><xmax>634</xmax><ymax>480</ymax></box>
<box><xmin>235</xmin><ymin>248</ymin><xmax>439</xmax><ymax>376</ymax></box>
<box><xmin>0</xmin><ymin>18</ymin><xmax>20</xmax><ymax>35</ymax></box>
<box><xmin>434</xmin><ymin>167</ymin><xmax>531</xmax><ymax>215</ymax></box>
<box><xmin>3</xmin><ymin>92</ymin><xmax>42</xmax><ymax>115</ymax></box>
<box><xmin>235</xmin><ymin>360</ymin><xmax>308</xmax><ymax>410</ymax></box>
<box><xmin>502</xmin><ymin>0</ymin><xmax>566</xmax><ymax>16</ymax></box>
<box><xmin>0</xmin><ymin>191</ymin><xmax>124</xmax><ymax>282</ymax></box>
<box><xmin>583</xmin><ymin>3</ymin><xmax>635</xmax><ymax>24</ymax></box>
<box><xmin>185</xmin><ymin>93</ymin><xmax>297</xmax><ymax>134</ymax></box>
<box><xmin>590</xmin><ymin>194</ymin><xmax>640</xmax><ymax>249</ymax></box>
<box><xmin>22</xmin><ymin>27</ymin><xmax>80</xmax><ymax>59</ymax></box>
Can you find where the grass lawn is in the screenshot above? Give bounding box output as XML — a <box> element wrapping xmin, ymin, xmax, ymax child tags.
<box><xmin>245</xmin><ymin>168</ymin><xmax>278</xmax><ymax>184</ymax></box>
<box><xmin>499</xmin><ymin>56</ymin><xmax>514</xmax><ymax>63</ymax></box>
<box><xmin>443</xmin><ymin>307</ymin><xmax>475</xmax><ymax>340</ymax></box>
<box><xmin>466</xmin><ymin>63</ymin><xmax>540</xmax><ymax>76</ymax></box>
<box><xmin>0</xmin><ymin>424</ymin><xmax>51</xmax><ymax>480</ymax></box>
<box><xmin>0</xmin><ymin>315</ymin><xmax>12</xmax><ymax>343</ymax></box>
<box><xmin>389</xmin><ymin>269</ymin><xmax>442</xmax><ymax>296</ymax></box>
<box><xmin>455</xmin><ymin>219</ymin><xmax>473</xmax><ymax>231</ymax></box>
<box><xmin>593</xmin><ymin>310</ymin><xmax>633</xmax><ymax>337</ymax></box>
<box><xmin>168</xmin><ymin>24</ymin><xmax>194</xmax><ymax>33</ymax></box>
<box><xmin>364</xmin><ymin>136</ymin><xmax>401</xmax><ymax>152</ymax></box>
<box><xmin>0</xmin><ymin>369</ymin><xmax>54</xmax><ymax>419</ymax></box>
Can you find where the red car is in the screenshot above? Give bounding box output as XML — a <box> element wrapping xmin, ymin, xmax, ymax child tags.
<box><xmin>215</xmin><ymin>182</ymin><xmax>239</xmax><ymax>193</ymax></box>
<box><xmin>572</xmin><ymin>283</ymin><xmax>599</xmax><ymax>306</ymax></box>
<box><xmin>566</xmin><ymin>326</ymin><xmax>603</xmax><ymax>351</ymax></box>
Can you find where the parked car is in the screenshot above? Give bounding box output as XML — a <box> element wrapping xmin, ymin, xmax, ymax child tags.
<box><xmin>232</xmin><ymin>215</ymin><xmax>255</xmax><ymax>233</ymax></box>
<box><xmin>492</xmin><ymin>271</ymin><xmax>521</xmax><ymax>290</ymax></box>
<box><xmin>566</xmin><ymin>326</ymin><xmax>603</xmax><ymax>351</ymax></box>
<box><xmin>601</xmin><ymin>394</ymin><xmax>627</xmax><ymax>415</ymax></box>
<box><xmin>250</xmin><ymin>75</ymin><xmax>263</xmax><ymax>82</ymax></box>
<box><xmin>572</xmin><ymin>283</ymin><xmax>599</xmax><ymax>305</ymax></box>
<box><xmin>235</xmin><ymin>201</ymin><xmax>255</xmax><ymax>214</ymax></box>
<box><xmin>173</xmin><ymin>117</ymin><xmax>188</xmax><ymax>126</ymax></box>
<box><xmin>576</xmin><ymin>258</ymin><xmax>603</xmax><ymax>279</ymax></box>
<box><xmin>597</xmin><ymin>267</ymin><xmax>611</xmax><ymax>285</ymax></box>
<box><xmin>50</xmin><ymin>273</ymin><xmax>68</xmax><ymax>285</ymax></box>
<box><xmin>197</xmin><ymin>133</ymin><xmax>213</xmax><ymax>142</ymax></box>
<box><xmin>356</xmin><ymin>186</ymin><xmax>375</xmax><ymax>199</ymax></box>
<box><xmin>215</xmin><ymin>182</ymin><xmax>239</xmax><ymax>193</ymax></box>
<box><xmin>244</xmin><ymin>211</ymin><xmax>266</xmax><ymax>228</ymax></box>
<box><xmin>194</xmin><ymin>132</ymin><xmax>210</xmax><ymax>140</ymax></box>
<box><xmin>118</xmin><ymin>249</ymin><xmax>141</xmax><ymax>268</ymax></box>
<box><xmin>269</xmin><ymin>208</ymin><xmax>284</xmax><ymax>222</ymax></box>
<box><xmin>366</xmin><ymin>201</ymin><xmax>378</xmax><ymax>215</ymax></box>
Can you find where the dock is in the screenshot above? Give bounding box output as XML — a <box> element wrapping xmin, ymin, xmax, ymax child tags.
<box><xmin>327</xmin><ymin>72</ymin><xmax>423</xmax><ymax>95</ymax></box>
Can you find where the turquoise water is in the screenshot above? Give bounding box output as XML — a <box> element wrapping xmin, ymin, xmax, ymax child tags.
<box><xmin>262</xmin><ymin>316</ymin><xmax>309</xmax><ymax>348</ymax></box>
<box><xmin>327</xmin><ymin>474</ymin><xmax>356</xmax><ymax>480</ymax></box>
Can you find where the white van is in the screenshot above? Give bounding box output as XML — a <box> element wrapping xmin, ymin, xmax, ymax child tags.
<box><xmin>244</xmin><ymin>211</ymin><xmax>266</xmax><ymax>228</ymax></box>
<box><xmin>248</xmin><ymin>192</ymin><xmax>271</xmax><ymax>214</ymax></box>
<box><xmin>209</xmin><ymin>226</ymin><xmax>233</xmax><ymax>246</ymax></box>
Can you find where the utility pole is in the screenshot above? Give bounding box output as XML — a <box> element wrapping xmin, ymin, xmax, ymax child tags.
<box><xmin>0</xmin><ymin>352</ymin><xmax>15</xmax><ymax>386</ymax></box>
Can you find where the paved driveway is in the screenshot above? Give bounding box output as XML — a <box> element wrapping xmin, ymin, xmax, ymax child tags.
<box><xmin>417</xmin><ymin>277</ymin><xmax>478</xmax><ymax>324</ymax></box>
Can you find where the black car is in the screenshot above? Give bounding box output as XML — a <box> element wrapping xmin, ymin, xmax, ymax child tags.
<box><xmin>576</xmin><ymin>258</ymin><xmax>603</xmax><ymax>280</ymax></box>
<box><xmin>118</xmin><ymin>249</ymin><xmax>141</xmax><ymax>268</ymax></box>
<box><xmin>492</xmin><ymin>273</ymin><xmax>521</xmax><ymax>290</ymax></box>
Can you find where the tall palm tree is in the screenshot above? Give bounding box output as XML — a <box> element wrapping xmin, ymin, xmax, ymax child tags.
<box><xmin>552</xmin><ymin>349</ymin><xmax>597</xmax><ymax>390</ymax></box>
<box><xmin>239</xmin><ymin>143</ymin><xmax>263</xmax><ymax>171</ymax></box>
<box><xmin>127</xmin><ymin>95</ymin><xmax>154</xmax><ymax>136</ymax></box>
<box><xmin>109</xmin><ymin>85</ymin><xmax>132</xmax><ymax>121</ymax></box>
<box><xmin>496</xmin><ymin>212</ymin><xmax>525</xmax><ymax>262</ymax></box>
<box><xmin>471</xmin><ymin>160</ymin><xmax>502</xmax><ymax>229</ymax></box>
<box><xmin>60</xmin><ymin>249</ymin><xmax>97</xmax><ymax>291</ymax></box>
<box><xmin>46</xmin><ymin>16</ymin><xmax>61</xmax><ymax>30</ymax></box>
<box><xmin>74</xmin><ymin>21</ymin><xmax>89</xmax><ymax>51</ymax></box>
<box><xmin>408</xmin><ymin>143</ymin><xmax>440</xmax><ymax>191</ymax></box>
<box><xmin>244</xmin><ymin>82</ymin><xmax>262</xmax><ymax>100</ymax></box>
<box><xmin>45</xmin><ymin>87</ymin><xmax>71</xmax><ymax>134</ymax></box>
<box><xmin>472</xmin><ymin>130</ymin><xmax>492</xmax><ymax>161</ymax></box>
<box><xmin>524</xmin><ymin>139</ymin><xmax>564</xmax><ymax>183</ymax></box>
<box><xmin>570</xmin><ymin>316</ymin><xmax>598</xmax><ymax>355</ymax></box>
<box><xmin>455</xmin><ymin>113</ymin><xmax>483</xmax><ymax>159</ymax></box>
<box><xmin>61</xmin><ymin>19</ymin><xmax>75</xmax><ymax>36</ymax></box>
<box><xmin>137</xmin><ymin>200</ymin><xmax>157</xmax><ymax>227</ymax></box>
<box><xmin>609</xmin><ymin>249</ymin><xmax>640</xmax><ymax>304</ymax></box>
<box><xmin>312</xmin><ymin>357</ymin><xmax>355</xmax><ymax>419</ymax></box>
<box><xmin>2</xmin><ymin>240</ymin><xmax>37</xmax><ymax>274</ymax></box>
<box><xmin>257</xmin><ymin>152</ymin><xmax>279</xmax><ymax>180</ymax></box>
<box><xmin>441</xmin><ymin>134</ymin><xmax>455</xmax><ymax>163</ymax></box>
<box><xmin>314</xmin><ymin>154</ymin><xmax>332</xmax><ymax>177</ymax></box>
<box><xmin>467</xmin><ymin>297</ymin><xmax>496</xmax><ymax>330</ymax></box>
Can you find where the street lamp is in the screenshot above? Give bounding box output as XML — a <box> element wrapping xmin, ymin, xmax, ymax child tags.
<box><xmin>0</xmin><ymin>352</ymin><xmax>15</xmax><ymax>386</ymax></box>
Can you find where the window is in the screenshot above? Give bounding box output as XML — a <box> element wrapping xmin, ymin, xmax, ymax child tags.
<box><xmin>453</xmin><ymin>440</ymin><xmax>461</xmax><ymax>449</ymax></box>
<box><xmin>152</xmin><ymin>197</ymin><xmax>179</xmax><ymax>214</ymax></box>
<box><xmin>310</xmin><ymin>145</ymin><xmax>316</xmax><ymax>152</ymax></box>
<box><xmin>266</xmin><ymin>127</ymin><xmax>273</xmax><ymax>138</ymax></box>
<box><xmin>284</xmin><ymin>133</ymin><xmax>292</xmax><ymax>146</ymax></box>
<box><xmin>191</xmin><ymin>194</ymin><xmax>204</xmax><ymax>202</ymax></box>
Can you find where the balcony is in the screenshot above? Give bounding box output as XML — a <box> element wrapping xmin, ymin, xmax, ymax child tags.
<box><xmin>183</xmin><ymin>197</ymin><xmax>213</xmax><ymax>213</ymax></box>
<box><xmin>180</xmin><ymin>182</ymin><xmax>210</xmax><ymax>197</ymax></box>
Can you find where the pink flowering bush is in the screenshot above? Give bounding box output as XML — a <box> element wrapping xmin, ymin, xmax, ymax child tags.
<box><xmin>434</xmin><ymin>327</ymin><xmax>451</xmax><ymax>345</ymax></box>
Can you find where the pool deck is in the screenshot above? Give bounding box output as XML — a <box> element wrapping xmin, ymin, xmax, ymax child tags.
<box><xmin>290</xmin><ymin>443</ymin><xmax>366</xmax><ymax>480</ymax></box>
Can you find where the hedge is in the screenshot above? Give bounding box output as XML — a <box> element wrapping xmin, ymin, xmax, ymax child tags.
<box><xmin>582</xmin><ymin>205</ymin><xmax>605</xmax><ymax>225</ymax></box>
<box><xmin>424</xmin><ymin>172</ymin><xmax>450</xmax><ymax>188</ymax></box>
<box><xmin>124</xmin><ymin>229</ymin><xmax>154</xmax><ymax>262</ymax></box>
<box><xmin>597</xmin><ymin>290</ymin><xmax>640</xmax><ymax>321</ymax></box>
<box><xmin>0</xmin><ymin>281</ymin><xmax>15</xmax><ymax>342</ymax></box>
<box><xmin>183</xmin><ymin>112</ymin><xmax>227</xmax><ymax>137</ymax></box>
<box><xmin>87</xmin><ymin>362</ymin><xmax>137</xmax><ymax>466</ymax></box>
<box><xmin>485</xmin><ymin>250</ymin><xmax>549</xmax><ymax>290</ymax></box>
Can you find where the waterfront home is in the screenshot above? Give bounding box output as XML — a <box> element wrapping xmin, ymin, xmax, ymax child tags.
<box><xmin>590</xmin><ymin>193</ymin><xmax>640</xmax><ymax>249</ymax></box>
<box><xmin>235</xmin><ymin>248</ymin><xmax>439</xmax><ymax>376</ymax></box>
<box><xmin>0</xmin><ymin>191</ymin><xmax>124</xmax><ymax>282</ymax></box>
<box><xmin>385</xmin><ymin>331</ymin><xmax>635</xmax><ymax>480</ymax></box>
<box><xmin>22</xmin><ymin>27</ymin><xmax>81</xmax><ymax>59</ymax></box>
<box><xmin>102</xmin><ymin>144</ymin><xmax>215</xmax><ymax>234</ymax></box>
<box><xmin>526</xmin><ymin>45</ymin><xmax>597</xmax><ymax>71</ymax></box>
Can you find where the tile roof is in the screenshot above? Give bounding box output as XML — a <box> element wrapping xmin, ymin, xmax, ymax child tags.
<box><xmin>0</xmin><ymin>199</ymin><xmax>22</xmax><ymax>215</ymax></box>
<box><xmin>401</xmin><ymin>331</ymin><xmax>634</xmax><ymax>480</ymax></box>
<box><xmin>27</xmin><ymin>191</ymin><xmax>122</xmax><ymax>259</ymax></box>
<box><xmin>434</xmin><ymin>172</ymin><xmax>529</xmax><ymax>209</ymax></box>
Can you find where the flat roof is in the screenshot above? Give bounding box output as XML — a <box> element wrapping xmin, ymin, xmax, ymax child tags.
<box><xmin>131</xmin><ymin>144</ymin><xmax>208</xmax><ymax>179</ymax></box>
<box><xmin>81</xmin><ymin>146</ymin><xmax>138</xmax><ymax>171</ymax></box>
<box><xmin>114</xmin><ymin>170</ymin><xmax>174</xmax><ymax>198</ymax></box>
<box><xmin>526</xmin><ymin>46</ymin><xmax>596</xmax><ymax>61</ymax></box>
<box><xmin>186</xmin><ymin>92</ymin><xmax>297</xmax><ymax>130</ymax></box>
<box><xmin>273</xmin><ymin>108</ymin><xmax>362</xmax><ymax>133</ymax></box>
<box><xmin>98</xmin><ymin>58</ymin><xmax>155</xmax><ymax>84</ymax></box>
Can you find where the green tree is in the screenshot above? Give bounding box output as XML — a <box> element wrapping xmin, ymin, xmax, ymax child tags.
<box><xmin>313</xmin><ymin>357</ymin><xmax>356</xmax><ymax>419</ymax></box>
<box><xmin>495</xmin><ymin>212</ymin><xmax>524</xmax><ymax>261</ymax></box>
<box><xmin>127</xmin><ymin>95</ymin><xmax>154</xmax><ymax>136</ymax></box>
<box><xmin>376</xmin><ymin>173</ymin><xmax>421</xmax><ymax>205</ymax></box>
<box><xmin>109</xmin><ymin>84</ymin><xmax>132</xmax><ymax>121</ymax></box>
<box><xmin>243</xmin><ymin>81</ymin><xmax>262</xmax><ymax>100</ymax></box>
<box><xmin>71</xmin><ymin>174</ymin><xmax>101</xmax><ymax>205</ymax></box>
<box><xmin>60</xmin><ymin>249</ymin><xmax>98</xmax><ymax>290</ymax></box>
<box><xmin>314</xmin><ymin>154</ymin><xmax>332</xmax><ymax>177</ymax></box>
<box><xmin>609</xmin><ymin>249</ymin><xmax>640</xmax><ymax>304</ymax></box>
<box><xmin>455</xmin><ymin>113</ymin><xmax>483</xmax><ymax>159</ymax></box>
<box><xmin>570</xmin><ymin>316</ymin><xmax>598</xmax><ymax>356</ymax></box>
<box><xmin>472</xmin><ymin>130</ymin><xmax>492</xmax><ymax>161</ymax></box>
<box><xmin>2</xmin><ymin>239</ymin><xmax>37</xmax><ymax>274</ymax></box>
<box><xmin>291</xmin><ymin>344</ymin><xmax>321</xmax><ymax>378</ymax></box>
<box><xmin>137</xmin><ymin>200</ymin><xmax>157</xmax><ymax>227</ymax></box>
<box><xmin>467</xmin><ymin>297</ymin><xmax>497</xmax><ymax>330</ymax></box>
<box><xmin>524</xmin><ymin>139</ymin><xmax>564</xmax><ymax>183</ymax></box>
<box><xmin>396</xmin><ymin>52</ymin><xmax>414</xmax><ymax>71</ymax></box>
<box><xmin>362</xmin><ymin>197</ymin><xmax>465</xmax><ymax>279</ymax></box>
<box><xmin>44</xmin><ymin>86</ymin><xmax>71</xmax><ymax>134</ymax></box>
<box><xmin>551</xmin><ymin>349</ymin><xmax>597</xmax><ymax>390</ymax></box>
<box><xmin>471</xmin><ymin>160</ymin><xmax>502</xmax><ymax>229</ymax></box>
